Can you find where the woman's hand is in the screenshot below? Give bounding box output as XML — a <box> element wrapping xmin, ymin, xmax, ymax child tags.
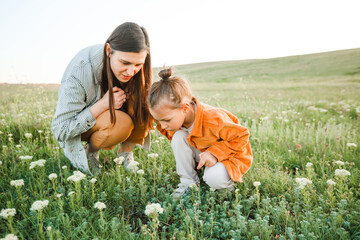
<box><xmin>101</xmin><ymin>87</ymin><xmax>127</xmax><ymax>110</ymax></box>
<box><xmin>197</xmin><ymin>151</ymin><xmax>218</xmax><ymax>169</ymax></box>
<box><xmin>90</xmin><ymin>87</ymin><xmax>127</xmax><ymax>118</ymax></box>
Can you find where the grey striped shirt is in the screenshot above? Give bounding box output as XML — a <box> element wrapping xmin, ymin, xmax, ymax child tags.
<box><xmin>52</xmin><ymin>44</ymin><xmax>103</xmax><ymax>173</ymax></box>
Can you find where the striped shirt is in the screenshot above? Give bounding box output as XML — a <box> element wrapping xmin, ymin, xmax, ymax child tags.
<box><xmin>52</xmin><ymin>44</ymin><xmax>103</xmax><ymax>173</ymax></box>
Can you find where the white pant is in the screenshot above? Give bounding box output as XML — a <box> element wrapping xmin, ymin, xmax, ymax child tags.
<box><xmin>171</xmin><ymin>130</ymin><xmax>234</xmax><ymax>189</ymax></box>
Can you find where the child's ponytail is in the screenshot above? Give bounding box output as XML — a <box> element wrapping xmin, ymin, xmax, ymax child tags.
<box><xmin>148</xmin><ymin>67</ymin><xmax>192</xmax><ymax>109</ymax></box>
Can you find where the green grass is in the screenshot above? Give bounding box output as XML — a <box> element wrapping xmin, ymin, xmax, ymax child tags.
<box><xmin>1</xmin><ymin>48</ymin><xmax>360</xmax><ymax>239</ymax></box>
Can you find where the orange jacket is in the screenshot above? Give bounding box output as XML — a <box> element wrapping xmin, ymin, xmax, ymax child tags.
<box><xmin>156</xmin><ymin>98</ymin><xmax>253</xmax><ymax>182</ymax></box>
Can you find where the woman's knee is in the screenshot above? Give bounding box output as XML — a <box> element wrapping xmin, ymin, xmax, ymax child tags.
<box><xmin>90</xmin><ymin>110</ymin><xmax>134</xmax><ymax>149</ymax></box>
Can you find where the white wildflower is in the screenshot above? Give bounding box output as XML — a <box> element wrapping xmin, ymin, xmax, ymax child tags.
<box><xmin>158</xmin><ymin>136</ymin><xmax>165</xmax><ymax>140</ymax></box>
<box><xmin>38</xmin><ymin>130</ymin><xmax>43</xmax><ymax>133</ymax></box>
<box><xmin>68</xmin><ymin>191</ymin><xmax>75</xmax><ymax>197</ymax></box>
<box><xmin>67</xmin><ymin>171</ymin><xmax>86</xmax><ymax>182</ymax></box>
<box><xmin>0</xmin><ymin>208</ymin><xmax>16</xmax><ymax>219</ymax></box>
<box><xmin>335</xmin><ymin>169</ymin><xmax>351</xmax><ymax>177</ymax></box>
<box><xmin>147</xmin><ymin>153</ymin><xmax>158</xmax><ymax>159</ymax></box>
<box><xmin>10</xmin><ymin>179</ymin><xmax>24</xmax><ymax>187</ymax></box>
<box><xmin>0</xmin><ymin>161</ymin><xmax>2</xmax><ymax>165</ymax></box>
<box><xmin>126</xmin><ymin>160</ymin><xmax>139</xmax><ymax>172</ymax></box>
<box><xmin>346</xmin><ymin>143</ymin><xmax>357</xmax><ymax>148</ymax></box>
<box><xmin>90</xmin><ymin>178</ymin><xmax>97</xmax><ymax>184</ymax></box>
<box><xmin>94</xmin><ymin>201</ymin><xmax>106</xmax><ymax>210</ymax></box>
<box><xmin>327</xmin><ymin>179</ymin><xmax>336</xmax><ymax>186</ymax></box>
<box><xmin>295</xmin><ymin>177</ymin><xmax>312</xmax><ymax>189</ymax></box>
<box><xmin>253</xmin><ymin>181</ymin><xmax>261</xmax><ymax>187</ymax></box>
<box><xmin>2</xmin><ymin>145</ymin><xmax>7</xmax><ymax>149</ymax></box>
<box><xmin>29</xmin><ymin>159</ymin><xmax>46</xmax><ymax>169</ymax></box>
<box><xmin>62</xmin><ymin>166</ymin><xmax>67</xmax><ymax>170</ymax></box>
<box><xmin>137</xmin><ymin>169</ymin><xmax>145</xmax><ymax>175</ymax></box>
<box><xmin>235</xmin><ymin>189</ymin><xmax>240</xmax><ymax>193</ymax></box>
<box><xmin>305</xmin><ymin>123</ymin><xmax>310</xmax><ymax>126</ymax></box>
<box><xmin>48</xmin><ymin>173</ymin><xmax>58</xmax><ymax>180</ymax></box>
<box><xmin>47</xmin><ymin>226</ymin><xmax>52</xmax><ymax>231</ymax></box>
<box><xmin>306</xmin><ymin>162</ymin><xmax>313</xmax><ymax>168</ymax></box>
<box><xmin>334</xmin><ymin>161</ymin><xmax>345</xmax><ymax>165</ymax></box>
<box><xmin>113</xmin><ymin>156</ymin><xmax>125</xmax><ymax>165</ymax></box>
<box><xmin>15</xmin><ymin>145</ymin><xmax>21</xmax><ymax>148</ymax></box>
<box><xmin>56</xmin><ymin>194</ymin><xmax>63</xmax><ymax>198</ymax></box>
<box><xmin>19</xmin><ymin>155</ymin><xmax>33</xmax><ymax>160</ymax></box>
<box><xmin>25</xmin><ymin>133</ymin><xmax>32</xmax><ymax>138</ymax></box>
<box><xmin>210</xmin><ymin>187</ymin><xmax>216</xmax><ymax>192</ymax></box>
<box><xmin>144</xmin><ymin>203</ymin><xmax>163</xmax><ymax>216</ymax></box>
<box><xmin>30</xmin><ymin>200</ymin><xmax>49</xmax><ymax>211</ymax></box>
<box><xmin>1</xmin><ymin>234</ymin><xmax>18</xmax><ymax>240</ymax></box>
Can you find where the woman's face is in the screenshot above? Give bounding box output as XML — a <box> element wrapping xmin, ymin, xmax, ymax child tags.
<box><xmin>106</xmin><ymin>44</ymin><xmax>147</xmax><ymax>83</ymax></box>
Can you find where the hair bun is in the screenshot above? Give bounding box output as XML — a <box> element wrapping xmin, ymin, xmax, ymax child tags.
<box><xmin>158</xmin><ymin>67</ymin><xmax>173</xmax><ymax>80</ymax></box>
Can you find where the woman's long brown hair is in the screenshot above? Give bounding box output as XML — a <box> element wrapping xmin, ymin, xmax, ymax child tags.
<box><xmin>100</xmin><ymin>22</ymin><xmax>153</xmax><ymax>128</ymax></box>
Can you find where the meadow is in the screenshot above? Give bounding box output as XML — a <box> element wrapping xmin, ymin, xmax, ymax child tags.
<box><xmin>0</xmin><ymin>48</ymin><xmax>359</xmax><ymax>239</ymax></box>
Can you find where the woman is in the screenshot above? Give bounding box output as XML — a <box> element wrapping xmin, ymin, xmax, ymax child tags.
<box><xmin>52</xmin><ymin>22</ymin><xmax>153</xmax><ymax>175</ymax></box>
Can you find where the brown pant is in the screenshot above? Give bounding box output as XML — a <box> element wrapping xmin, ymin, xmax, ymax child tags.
<box><xmin>81</xmin><ymin>110</ymin><xmax>148</xmax><ymax>150</ymax></box>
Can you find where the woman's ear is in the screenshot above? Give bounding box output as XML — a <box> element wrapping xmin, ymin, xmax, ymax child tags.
<box><xmin>105</xmin><ymin>43</ymin><xmax>112</xmax><ymax>57</ymax></box>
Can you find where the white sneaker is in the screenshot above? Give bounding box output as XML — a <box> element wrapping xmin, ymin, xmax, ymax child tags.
<box><xmin>173</xmin><ymin>182</ymin><xmax>199</xmax><ymax>199</ymax></box>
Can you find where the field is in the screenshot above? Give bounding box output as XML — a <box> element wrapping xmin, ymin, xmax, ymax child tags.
<box><xmin>1</xmin><ymin>48</ymin><xmax>360</xmax><ymax>239</ymax></box>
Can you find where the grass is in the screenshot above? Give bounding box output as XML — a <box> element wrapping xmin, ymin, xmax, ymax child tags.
<box><xmin>1</xmin><ymin>48</ymin><xmax>360</xmax><ymax>239</ymax></box>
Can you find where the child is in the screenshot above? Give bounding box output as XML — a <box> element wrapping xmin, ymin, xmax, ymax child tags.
<box><xmin>148</xmin><ymin>68</ymin><xmax>253</xmax><ymax>198</ymax></box>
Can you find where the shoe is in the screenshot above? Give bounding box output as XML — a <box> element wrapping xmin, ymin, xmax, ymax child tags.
<box><xmin>117</xmin><ymin>151</ymin><xmax>135</xmax><ymax>171</ymax></box>
<box><xmin>85</xmin><ymin>144</ymin><xmax>102</xmax><ymax>175</ymax></box>
<box><xmin>173</xmin><ymin>182</ymin><xmax>199</xmax><ymax>199</ymax></box>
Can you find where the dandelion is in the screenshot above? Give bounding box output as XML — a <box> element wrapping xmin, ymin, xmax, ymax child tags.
<box><xmin>0</xmin><ymin>208</ymin><xmax>16</xmax><ymax>219</ymax></box>
<box><xmin>67</xmin><ymin>171</ymin><xmax>86</xmax><ymax>182</ymax></box>
<box><xmin>19</xmin><ymin>155</ymin><xmax>33</xmax><ymax>160</ymax></box>
<box><xmin>346</xmin><ymin>143</ymin><xmax>357</xmax><ymax>148</ymax></box>
<box><xmin>90</xmin><ymin>178</ymin><xmax>97</xmax><ymax>184</ymax></box>
<box><xmin>334</xmin><ymin>161</ymin><xmax>345</xmax><ymax>165</ymax></box>
<box><xmin>25</xmin><ymin>133</ymin><xmax>32</xmax><ymax>138</ymax></box>
<box><xmin>335</xmin><ymin>169</ymin><xmax>351</xmax><ymax>177</ymax></box>
<box><xmin>94</xmin><ymin>201</ymin><xmax>106</xmax><ymax>210</ymax></box>
<box><xmin>29</xmin><ymin>159</ymin><xmax>46</xmax><ymax>169</ymax></box>
<box><xmin>144</xmin><ymin>203</ymin><xmax>164</xmax><ymax>216</ymax></box>
<box><xmin>126</xmin><ymin>160</ymin><xmax>139</xmax><ymax>172</ymax></box>
<box><xmin>1</xmin><ymin>234</ymin><xmax>18</xmax><ymax>240</ymax></box>
<box><xmin>295</xmin><ymin>177</ymin><xmax>312</xmax><ymax>189</ymax></box>
<box><xmin>137</xmin><ymin>169</ymin><xmax>145</xmax><ymax>175</ymax></box>
<box><xmin>253</xmin><ymin>181</ymin><xmax>261</xmax><ymax>187</ymax></box>
<box><xmin>147</xmin><ymin>153</ymin><xmax>159</xmax><ymax>159</ymax></box>
<box><xmin>306</xmin><ymin>162</ymin><xmax>313</xmax><ymax>168</ymax></box>
<box><xmin>48</xmin><ymin>173</ymin><xmax>57</xmax><ymax>180</ymax></box>
<box><xmin>113</xmin><ymin>156</ymin><xmax>125</xmax><ymax>165</ymax></box>
<box><xmin>10</xmin><ymin>179</ymin><xmax>24</xmax><ymax>187</ymax></box>
<box><xmin>327</xmin><ymin>179</ymin><xmax>336</xmax><ymax>186</ymax></box>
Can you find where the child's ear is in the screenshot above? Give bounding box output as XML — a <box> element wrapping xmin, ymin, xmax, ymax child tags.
<box><xmin>182</xmin><ymin>102</ymin><xmax>190</xmax><ymax>113</ymax></box>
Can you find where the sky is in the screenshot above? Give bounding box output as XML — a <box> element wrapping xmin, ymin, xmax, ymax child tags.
<box><xmin>0</xmin><ymin>0</ymin><xmax>359</xmax><ymax>84</ymax></box>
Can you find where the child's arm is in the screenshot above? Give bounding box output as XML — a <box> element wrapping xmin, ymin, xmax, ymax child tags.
<box><xmin>206</xmin><ymin>114</ymin><xmax>252</xmax><ymax>178</ymax></box>
<box><xmin>197</xmin><ymin>151</ymin><xmax>217</xmax><ymax>169</ymax></box>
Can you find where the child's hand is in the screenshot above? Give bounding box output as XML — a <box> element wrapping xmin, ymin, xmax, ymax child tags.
<box><xmin>197</xmin><ymin>151</ymin><xmax>218</xmax><ymax>169</ymax></box>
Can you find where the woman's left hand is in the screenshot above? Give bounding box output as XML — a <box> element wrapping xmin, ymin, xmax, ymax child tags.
<box><xmin>197</xmin><ymin>151</ymin><xmax>218</xmax><ymax>169</ymax></box>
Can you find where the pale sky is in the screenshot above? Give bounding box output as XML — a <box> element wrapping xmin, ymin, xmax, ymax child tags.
<box><xmin>0</xmin><ymin>0</ymin><xmax>359</xmax><ymax>84</ymax></box>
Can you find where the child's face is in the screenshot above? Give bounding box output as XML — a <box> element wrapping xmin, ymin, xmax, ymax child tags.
<box><xmin>150</xmin><ymin>102</ymin><xmax>187</xmax><ymax>131</ymax></box>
